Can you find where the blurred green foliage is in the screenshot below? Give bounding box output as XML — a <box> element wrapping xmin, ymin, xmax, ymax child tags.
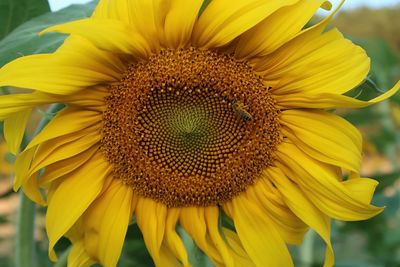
<box><xmin>0</xmin><ymin>0</ymin><xmax>50</xmax><ymax>39</ymax></box>
<box><xmin>0</xmin><ymin>0</ymin><xmax>97</xmax><ymax>67</ymax></box>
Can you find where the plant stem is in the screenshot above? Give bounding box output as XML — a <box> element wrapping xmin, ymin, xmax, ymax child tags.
<box><xmin>15</xmin><ymin>104</ymin><xmax>65</xmax><ymax>267</ymax></box>
<box><xmin>53</xmin><ymin>247</ymin><xmax>71</xmax><ymax>267</ymax></box>
<box><xmin>299</xmin><ymin>230</ymin><xmax>315</xmax><ymax>267</ymax></box>
<box><xmin>16</xmin><ymin>192</ymin><xmax>37</xmax><ymax>267</ymax></box>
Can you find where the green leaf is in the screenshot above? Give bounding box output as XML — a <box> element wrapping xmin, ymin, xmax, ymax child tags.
<box><xmin>0</xmin><ymin>0</ymin><xmax>98</xmax><ymax>67</ymax></box>
<box><xmin>200</xmin><ymin>0</ymin><xmax>211</xmax><ymax>15</ymax></box>
<box><xmin>344</xmin><ymin>110</ymin><xmax>382</xmax><ymax>126</ymax></box>
<box><xmin>372</xmin><ymin>172</ymin><xmax>400</xmax><ymax>193</ymax></box>
<box><xmin>0</xmin><ymin>0</ymin><xmax>50</xmax><ymax>40</ymax></box>
<box><xmin>120</xmin><ymin>223</ymin><xmax>153</xmax><ymax>267</ymax></box>
<box><xmin>351</xmin><ymin>37</ymin><xmax>400</xmax><ymax>89</ymax></box>
<box><xmin>345</xmin><ymin>76</ymin><xmax>385</xmax><ymax>101</ymax></box>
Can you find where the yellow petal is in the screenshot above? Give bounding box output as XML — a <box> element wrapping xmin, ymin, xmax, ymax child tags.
<box><xmin>67</xmin><ymin>241</ymin><xmax>95</xmax><ymax>267</ymax></box>
<box><xmin>204</xmin><ymin>207</ymin><xmax>234</xmax><ymax>267</ymax></box>
<box><xmin>164</xmin><ymin>208</ymin><xmax>190</xmax><ymax>267</ymax></box>
<box><xmin>65</xmin><ymin>218</ymin><xmax>84</xmax><ymax>243</ymax></box>
<box><xmin>39</xmin><ymin>145</ymin><xmax>98</xmax><ymax>187</ymax></box>
<box><xmin>321</xmin><ymin>1</ymin><xmax>333</xmax><ymax>10</ymax></box>
<box><xmin>247</xmin><ymin>178</ymin><xmax>308</xmax><ymax>244</ymax></box>
<box><xmin>93</xmin><ymin>0</ymin><xmax>160</xmax><ymax>52</ymax></box>
<box><xmin>259</xmin><ymin>28</ymin><xmax>369</xmax><ymax>97</ymax></box>
<box><xmin>275</xmin><ymin>81</ymin><xmax>400</xmax><ymax>109</ymax></box>
<box><xmin>161</xmin><ymin>0</ymin><xmax>203</xmax><ymax>49</ymax></box>
<box><xmin>21</xmin><ymin>169</ymin><xmax>45</xmax><ymax>205</ymax></box>
<box><xmin>92</xmin><ymin>0</ymin><xmax>133</xmax><ymax>24</ymax></box>
<box><xmin>22</xmin><ymin>129</ymin><xmax>100</xmax><ymax>202</ymax></box>
<box><xmin>0</xmin><ymin>36</ymin><xmax>123</xmax><ymax>95</ymax></box>
<box><xmin>342</xmin><ymin>178</ymin><xmax>379</xmax><ymax>204</ymax></box>
<box><xmin>281</xmin><ymin>110</ymin><xmax>362</xmax><ymax>173</ymax></box>
<box><xmin>253</xmin><ymin>0</ymin><xmax>342</xmax><ymax>72</ymax></box>
<box><xmin>13</xmin><ymin>147</ymin><xmax>36</xmax><ymax>191</ymax></box>
<box><xmin>0</xmin><ymin>93</ymin><xmax>48</xmax><ymax>120</ymax></box>
<box><xmin>29</xmin><ymin>128</ymin><xmax>100</xmax><ymax>177</ymax></box>
<box><xmin>179</xmin><ymin>207</ymin><xmax>223</xmax><ymax>265</ymax></box>
<box><xmin>26</xmin><ymin>107</ymin><xmax>100</xmax><ymax>150</ymax></box>
<box><xmin>133</xmin><ymin>0</ymin><xmax>168</xmax><ymax>52</ymax></box>
<box><xmin>0</xmin><ymin>89</ymin><xmax>106</xmax><ymax>120</ymax></box>
<box><xmin>4</xmin><ymin>109</ymin><xmax>31</xmax><ymax>154</ymax></box>
<box><xmin>252</xmin><ymin>0</ymin><xmax>368</xmax><ymax>99</ymax></box>
<box><xmin>222</xmin><ymin>228</ymin><xmax>256</xmax><ymax>267</ymax></box>
<box><xmin>276</xmin><ymin>141</ymin><xmax>383</xmax><ymax>221</ymax></box>
<box><xmin>135</xmin><ymin>197</ymin><xmax>167</xmax><ymax>266</ymax></box>
<box><xmin>63</xmin><ymin>86</ymin><xmax>108</xmax><ymax>111</ymax></box>
<box><xmin>42</xmin><ymin>18</ymin><xmax>151</xmax><ymax>58</ymax></box>
<box><xmin>235</xmin><ymin>0</ymin><xmax>328</xmax><ymax>59</ymax></box>
<box><xmin>252</xmin><ymin>1</ymin><xmax>341</xmax><ymax>78</ymax></box>
<box><xmin>192</xmin><ymin>0</ymin><xmax>297</xmax><ymax>48</ymax></box>
<box><xmin>266</xmin><ymin>167</ymin><xmax>334</xmax><ymax>267</ymax></box>
<box><xmin>225</xmin><ymin>194</ymin><xmax>293</xmax><ymax>267</ymax></box>
<box><xmin>46</xmin><ymin>152</ymin><xmax>111</xmax><ymax>261</ymax></box>
<box><xmin>13</xmin><ymin>108</ymin><xmax>100</xmax><ymax>190</ymax></box>
<box><xmin>83</xmin><ymin>179</ymin><xmax>133</xmax><ymax>267</ymax></box>
<box><xmin>158</xmin><ymin>245</ymin><xmax>183</xmax><ymax>267</ymax></box>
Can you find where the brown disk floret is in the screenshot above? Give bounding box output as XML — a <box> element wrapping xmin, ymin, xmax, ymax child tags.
<box><xmin>101</xmin><ymin>48</ymin><xmax>281</xmax><ymax>207</ymax></box>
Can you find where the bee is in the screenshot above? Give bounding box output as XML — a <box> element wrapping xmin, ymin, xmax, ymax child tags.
<box><xmin>231</xmin><ymin>100</ymin><xmax>253</xmax><ymax>122</ymax></box>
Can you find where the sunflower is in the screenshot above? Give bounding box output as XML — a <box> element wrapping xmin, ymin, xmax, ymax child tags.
<box><xmin>0</xmin><ymin>140</ymin><xmax>13</xmax><ymax>178</ymax></box>
<box><xmin>0</xmin><ymin>0</ymin><xmax>399</xmax><ymax>266</ymax></box>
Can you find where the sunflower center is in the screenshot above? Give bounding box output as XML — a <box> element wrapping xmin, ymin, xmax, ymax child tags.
<box><xmin>138</xmin><ymin>87</ymin><xmax>244</xmax><ymax>177</ymax></box>
<box><xmin>101</xmin><ymin>48</ymin><xmax>281</xmax><ymax>207</ymax></box>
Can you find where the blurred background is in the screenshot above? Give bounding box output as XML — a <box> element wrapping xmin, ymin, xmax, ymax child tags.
<box><xmin>0</xmin><ymin>0</ymin><xmax>399</xmax><ymax>266</ymax></box>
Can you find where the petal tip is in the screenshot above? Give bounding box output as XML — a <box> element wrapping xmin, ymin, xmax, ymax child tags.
<box><xmin>321</xmin><ymin>1</ymin><xmax>333</xmax><ymax>11</ymax></box>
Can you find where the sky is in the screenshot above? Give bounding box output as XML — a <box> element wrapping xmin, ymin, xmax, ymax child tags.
<box><xmin>49</xmin><ymin>0</ymin><xmax>400</xmax><ymax>12</ymax></box>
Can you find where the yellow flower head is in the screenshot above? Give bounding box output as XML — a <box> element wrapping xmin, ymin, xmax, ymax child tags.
<box><xmin>0</xmin><ymin>140</ymin><xmax>13</xmax><ymax>177</ymax></box>
<box><xmin>0</xmin><ymin>0</ymin><xmax>399</xmax><ymax>266</ymax></box>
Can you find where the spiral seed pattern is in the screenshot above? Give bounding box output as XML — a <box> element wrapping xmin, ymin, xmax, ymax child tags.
<box><xmin>101</xmin><ymin>48</ymin><xmax>281</xmax><ymax>207</ymax></box>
